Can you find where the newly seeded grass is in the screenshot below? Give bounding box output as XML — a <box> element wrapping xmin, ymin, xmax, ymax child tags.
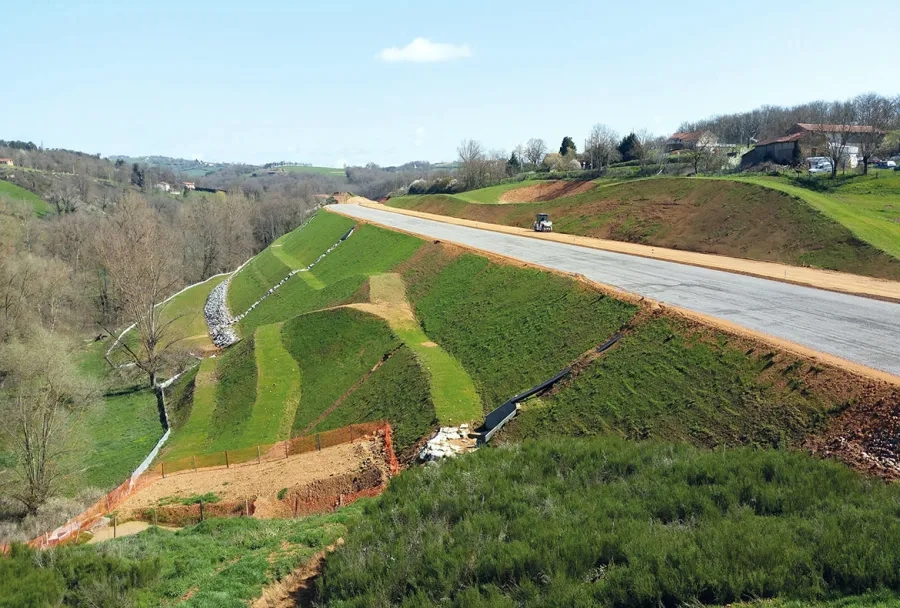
<box><xmin>163</xmin><ymin>358</ymin><xmax>218</xmax><ymax>460</ymax></box>
<box><xmin>208</xmin><ymin>336</ymin><xmax>257</xmax><ymax>451</ymax></box>
<box><xmin>237</xmin><ymin>223</ymin><xmax>422</xmax><ymax>335</ymax></box>
<box><xmin>245</xmin><ymin>322</ymin><xmax>301</xmax><ymax>444</ymax></box>
<box><xmin>319</xmin><ymin>438</ymin><xmax>900</xmax><ymax>607</ymax></box>
<box><xmin>228</xmin><ymin>248</ymin><xmax>292</xmax><ymax>314</ymax></box>
<box><xmin>275</xmin><ymin>211</ymin><xmax>356</xmax><ymax>269</ymax></box>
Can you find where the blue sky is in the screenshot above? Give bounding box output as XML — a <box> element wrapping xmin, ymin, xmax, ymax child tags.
<box><xmin>3</xmin><ymin>1</ymin><xmax>897</xmax><ymax>166</ymax></box>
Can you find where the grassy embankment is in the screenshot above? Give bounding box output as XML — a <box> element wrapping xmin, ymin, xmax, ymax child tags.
<box><xmin>1</xmin><ymin>502</ymin><xmax>365</xmax><ymax>608</ymax></box>
<box><xmin>389</xmin><ymin>177</ymin><xmax>900</xmax><ymax>280</ymax></box>
<box><xmin>451</xmin><ymin>179</ymin><xmax>544</xmax><ymax>203</ymax></box>
<box><xmin>0</xmin><ymin>178</ymin><xmax>52</xmax><ymax>215</ymax></box>
<box><xmin>317</xmin><ymin>438</ymin><xmax>900</xmax><ymax>607</ymax></box>
<box><xmin>727</xmin><ymin>171</ymin><xmax>900</xmax><ymax>261</ymax></box>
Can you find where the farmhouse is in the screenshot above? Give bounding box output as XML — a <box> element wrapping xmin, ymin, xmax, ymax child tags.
<box><xmin>666</xmin><ymin>130</ymin><xmax>717</xmax><ymax>152</ymax></box>
<box><xmin>739</xmin><ymin>133</ymin><xmax>807</xmax><ymax>166</ymax></box>
<box><xmin>0</xmin><ymin>158</ymin><xmax>14</xmax><ymax>166</ymax></box>
<box><xmin>183</xmin><ymin>181</ymin><xmax>196</xmax><ymax>190</ymax></box>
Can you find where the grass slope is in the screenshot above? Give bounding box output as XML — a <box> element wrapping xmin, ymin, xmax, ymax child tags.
<box><xmin>390</xmin><ymin>178</ymin><xmax>900</xmax><ymax>280</ymax></box>
<box><xmin>319</xmin><ymin>438</ymin><xmax>900</xmax><ymax>608</ymax></box>
<box><xmin>507</xmin><ymin>317</ymin><xmax>831</xmax><ymax>448</ymax></box>
<box><xmin>729</xmin><ymin>173</ymin><xmax>900</xmax><ymax>261</ymax></box>
<box><xmin>163</xmin><ymin>358</ymin><xmax>218</xmax><ymax>460</ymax></box>
<box><xmin>311</xmin><ymin>346</ymin><xmax>437</xmax><ymax>451</ymax></box>
<box><xmin>0</xmin><ymin>179</ymin><xmax>51</xmax><ymax>215</ymax></box>
<box><xmin>245</xmin><ymin>323</ymin><xmax>301</xmax><ymax>445</ymax></box>
<box><xmin>208</xmin><ymin>336</ymin><xmax>257</xmax><ymax>451</ymax></box>
<box><xmin>364</xmin><ymin>273</ymin><xmax>481</xmax><ymax>425</ymax></box>
<box><xmin>236</xmin><ymin>223</ymin><xmax>422</xmax><ymax>335</ymax></box>
<box><xmin>228</xmin><ymin>248</ymin><xmax>292</xmax><ymax>314</ymax></box>
<box><xmin>282</xmin><ymin>308</ymin><xmax>400</xmax><ymax>435</ymax></box>
<box><xmin>271</xmin><ymin>211</ymin><xmax>357</xmax><ymax>269</ymax></box>
<box><xmin>401</xmin><ymin>245</ymin><xmax>637</xmax><ymax>411</ymax></box>
<box><xmin>158</xmin><ymin>274</ymin><xmax>228</xmax><ymax>351</ymax></box>
<box><xmin>2</xmin><ymin>503</ymin><xmax>365</xmax><ymax>608</ymax></box>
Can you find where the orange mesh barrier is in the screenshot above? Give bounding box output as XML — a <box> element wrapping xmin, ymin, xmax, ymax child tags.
<box><xmin>25</xmin><ymin>421</ymin><xmax>398</xmax><ymax>550</ymax></box>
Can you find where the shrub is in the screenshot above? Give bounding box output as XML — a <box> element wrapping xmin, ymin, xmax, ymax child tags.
<box><xmin>318</xmin><ymin>437</ymin><xmax>900</xmax><ymax>607</ymax></box>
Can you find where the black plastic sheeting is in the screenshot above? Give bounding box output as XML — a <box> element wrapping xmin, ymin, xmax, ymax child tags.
<box><xmin>475</xmin><ymin>332</ymin><xmax>623</xmax><ymax>439</ymax></box>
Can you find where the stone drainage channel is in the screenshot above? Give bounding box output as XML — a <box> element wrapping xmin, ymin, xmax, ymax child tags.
<box><xmin>205</xmin><ymin>227</ymin><xmax>356</xmax><ymax>347</ymax></box>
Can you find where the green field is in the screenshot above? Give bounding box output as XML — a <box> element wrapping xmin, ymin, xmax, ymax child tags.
<box><xmin>726</xmin><ymin>172</ymin><xmax>900</xmax><ymax>261</ymax></box>
<box><xmin>1</xmin><ymin>503</ymin><xmax>365</xmax><ymax>608</ymax></box>
<box><xmin>318</xmin><ymin>437</ymin><xmax>900</xmax><ymax>607</ymax></box>
<box><xmin>163</xmin><ymin>358</ymin><xmax>217</xmax><ymax>460</ymax></box>
<box><xmin>0</xmin><ymin>179</ymin><xmax>51</xmax><ymax>215</ymax></box>
<box><xmin>279</xmin><ymin>165</ymin><xmax>347</xmax><ymax>176</ymax></box>
<box><xmin>390</xmin><ymin>177</ymin><xmax>900</xmax><ymax>280</ymax></box>
<box><xmin>507</xmin><ymin>317</ymin><xmax>830</xmax><ymax>449</ymax></box>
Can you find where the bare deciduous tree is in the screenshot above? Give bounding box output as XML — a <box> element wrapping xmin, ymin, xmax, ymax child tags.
<box><xmin>524</xmin><ymin>138</ymin><xmax>547</xmax><ymax>168</ymax></box>
<box><xmin>95</xmin><ymin>193</ymin><xmax>181</xmax><ymax>387</ymax></box>
<box><xmin>584</xmin><ymin>124</ymin><xmax>620</xmax><ymax>170</ymax></box>
<box><xmin>0</xmin><ymin>330</ymin><xmax>97</xmax><ymax>514</ymax></box>
<box><xmin>853</xmin><ymin>93</ymin><xmax>892</xmax><ymax>174</ymax></box>
<box><xmin>457</xmin><ymin>140</ymin><xmax>490</xmax><ymax>190</ymax></box>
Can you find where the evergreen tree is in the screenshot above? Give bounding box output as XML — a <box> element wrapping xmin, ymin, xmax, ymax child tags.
<box><xmin>617</xmin><ymin>133</ymin><xmax>640</xmax><ymax>162</ymax></box>
<box><xmin>507</xmin><ymin>151</ymin><xmax>521</xmax><ymax>176</ymax></box>
<box><xmin>559</xmin><ymin>136</ymin><xmax>577</xmax><ymax>156</ymax></box>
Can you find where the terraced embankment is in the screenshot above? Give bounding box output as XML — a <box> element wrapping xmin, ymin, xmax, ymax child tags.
<box><xmin>388</xmin><ymin>178</ymin><xmax>900</xmax><ymax>280</ymax></box>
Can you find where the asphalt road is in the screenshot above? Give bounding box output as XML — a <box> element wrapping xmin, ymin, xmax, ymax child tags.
<box><xmin>334</xmin><ymin>204</ymin><xmax>900</xmax><ymax>378</ymax></box>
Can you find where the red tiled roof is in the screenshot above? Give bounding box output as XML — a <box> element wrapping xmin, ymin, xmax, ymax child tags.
<box><xmin>668</xmin><ymin>130</ymin><xmax>708</xmax><ymax>142</ymax></box>
<box><xmin>754</xmin><ymin>132</ymin><xmax>806</xmax><ymax>146</ymax></box>
<box><xmin>793</xmin><ymin>123</ymin><xmax>881</xmax><ymax>134</ymax></box>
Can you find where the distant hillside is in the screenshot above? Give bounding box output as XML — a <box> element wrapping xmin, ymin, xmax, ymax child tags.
<box><xmin>108</xmin><ymin>155</ymin><xmax>251</xmax><ymax>178</ymax></box>
<box><xmin>0</xmin><ymin>179</ymin><xmax>51</xmax><ymax>215</ymax></box>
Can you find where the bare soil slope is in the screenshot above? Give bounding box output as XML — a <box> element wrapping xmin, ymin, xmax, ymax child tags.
<box><xmin>499</xmin><ymin>180</ymin><xmax>598</xmax><ymax>203</ymax></box>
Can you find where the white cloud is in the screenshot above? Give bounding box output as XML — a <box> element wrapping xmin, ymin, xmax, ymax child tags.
<box><xmin>378</xmin><ymin>38</ymin><xmax>472</xmax><ymax>63</ymax></box>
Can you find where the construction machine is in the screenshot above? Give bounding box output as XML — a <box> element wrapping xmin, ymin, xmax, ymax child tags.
<box><xmin>533</xmin><ymin>213</ymin><xmax>553</xmax><ymax>232</ymax></box>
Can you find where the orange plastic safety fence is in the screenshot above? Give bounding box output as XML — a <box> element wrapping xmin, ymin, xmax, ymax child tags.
<box><xmin>25</xmin><ymin>421</ymin><xmax>398</xmax><ymax>550</ymax></box>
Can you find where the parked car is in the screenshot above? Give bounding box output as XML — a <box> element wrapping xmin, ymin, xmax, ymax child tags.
<box><xmin>874</xmin><ymin>160</ymin><xmax>897</xmax><ymax>169</ymax></box>
<box><xmin>808</xmin><ymin>162</ymin><xmax>832</xmax><ymax>174</ymax></box>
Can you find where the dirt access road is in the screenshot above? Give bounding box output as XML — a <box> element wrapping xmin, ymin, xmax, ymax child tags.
<box><xmin>328</xmin><ymin>203</ymin><xmax>900</xmax><ymax>381</ymax></box>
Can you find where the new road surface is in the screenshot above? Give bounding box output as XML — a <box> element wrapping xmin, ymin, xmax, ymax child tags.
<box><xmin>330</xmin><ymin>204</ymin><xmax>900</xmax><ymax>379</ymax></box>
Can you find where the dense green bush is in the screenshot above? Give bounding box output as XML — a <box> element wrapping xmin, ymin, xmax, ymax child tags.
<box><xmin>0</xmin><ymin>542</ymin><xmax>159</xmax><ymax>608</ymax></box>
<box><xmin>318</xmin><ymin>438</ymin><xmax>900</xmax><ymax>607</ymax></box>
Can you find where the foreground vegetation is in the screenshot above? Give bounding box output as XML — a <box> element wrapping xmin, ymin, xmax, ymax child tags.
<box><xmin>1</xmin><ymin>502</ymin><xmax>365</xmax><ymax>607</ymax></box>
<box><xmin>318</xmin><ymin>438</ymin><xmax>900</xmax><ymax>607</ymax></box>
<box><xmin>389</xmin><ymin>177</ymin><xmax>900</xmax><ymax>279</ymax></box>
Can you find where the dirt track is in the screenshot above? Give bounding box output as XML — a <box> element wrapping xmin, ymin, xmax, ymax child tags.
<box><xmin>499</xmin><ymin>180</ymin><xmax>597</xmax><ymax>203</ymax></box>
<box><xmin>118</xmin><ymin>440</ymin><xmax>381</xmax><ymax>512</ymax></box>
